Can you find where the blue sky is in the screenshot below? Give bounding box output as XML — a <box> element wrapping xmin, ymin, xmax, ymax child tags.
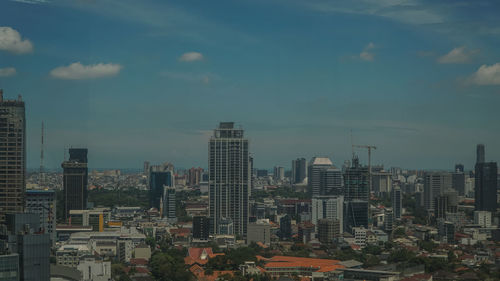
<box><xmin>1</xmin><ymin>0</ymin><xmax>499</xmax><ymax>170</ymax></box>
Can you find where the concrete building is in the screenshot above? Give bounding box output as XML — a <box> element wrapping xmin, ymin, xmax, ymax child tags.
<box><xmin>391</xmin><ymin>186</ymin><xmax>402</xmax><ymax>219</ymax></box>
<box><xmin>0</xmin><ymin>253</ymin><xmax>20</xmax><ymax>281</ymax></box>
<box><xmin>209</xmin><ymin>122</ymin><xmax>250</xmax><ymax>237</ymax></box>
<box><xmin>69</xmin><ymin>209</ymin><xmax>111</xmax><ymax>232</ymax></box>
<box><xmin>25</xmin><ymin>189</ymin><xmax>56</xmax><ymax>245</ymax></box>
<box><xmin>77</xmin><ymin>257</ymin><xmax>111</xmax><ymax>281</ymax></box>
<box><xmin>384</xmin><ymin>208</ymin><xmax>394</xmax><ymax>233</ymax></box>
<box><xmin>5</xmin><ymin>213</ymin><xmax>50</xmax><ymax>281</ymax></box>
<box><xmin>163</xmin><ymin>186</ymin><xmax>176</xmax><ymax>222</ymax></box>
<box><xmin>318</xmin><ymin>219</ymin><xmax>341</xmax><ymax>244</ymax></box>
<box><xmin>312</xmin><ymin>195</ymin><xmax>344</xmax><ymax>233</ymax></box>
<box><xmin>62</xmin><ymin>148</ymin><xmax>88</xmax><ymax>222</ymax></box>
<box><xmin>343</xmin><ymin>157</ymin><xmax>369</xmax><ymax>201</ymax></box>
<box><xmin>193</xmin><ymin>216</ymin><xmax>210</xmax><ymax>241</ymax></box>
<box><xmin>423</xmin><ymin>172</ymin><xmax>452</xmax><ymax>211</ymax></box>
<box><xmin>372</xmin><ymin>172</ymin><xmax>392</xmax><ymax>196</ymax></box>
<box><xmin>56</xmin><ymin>244</ymin><xmax>91</xmax><ymax>267</ymax></box>
<box><xmin>0</xmin><ymin>90</ymin><xmax>26</xmax><ymax>223</ymax></box>
<box><xmin>279</xmin><ymin>215</ymin><xmax>292</xmax><ymax>240</ymax></box>
<box><xmin>247</xmin><ymin>219</ymin><xmax>271</xmax><ymax>246</ymax></box>
<box><xmin>309</xmin><ymin>157</ymin><xmax>342</xmax><ymax>197</ymax></box>
<box><xmin>291</xmin><ymin>158</ymin><xmax>307</xmax><ymax>184</ymax></box>
<box><xmin>474</xmin><ymin>211</ymin><xmax>492</xmax><ymax>228</ymax></box>
<box><xmin>134</xmin><ymin>244</ymin><xmax>151</xmax><ymax>261</ymax></box>
<box><xmin>353</xmin><ymin>226</ymin><xmax>367</xmax><ymax>247</ymax></box>
<box><xmin>273</xmin><ymin>166</ymin><xmax>285</xmax><ymax>181</ymax></box>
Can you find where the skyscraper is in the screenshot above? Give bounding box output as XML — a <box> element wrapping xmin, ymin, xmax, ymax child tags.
<box><xmin>311</xmin><ymin>195</ymin><xmax>344</xmax><ymax>233</ymax></box>
<box><xmin>0</xmin><ymin>90</ymin><xmax>26</xmax><ymax>223</ymax></box>
<box><xmin>291</xmin><ymin>158</ymin><xmax>307</xmax><ymax>184</ymax></box>
<box><xmin>149</xmin><ymin>165</ymin><xmax>174</xmax><ymax>210</ymax></box>
<box><xmin>423</xmin><ymin>172</ymin><xmax>451</xmax><ymax>211</ymax></box>
<box><xmin>391</xmin><ymin>186</ymin><xmax>402</xmax><ymax>219</ymax></box>
<box><xmin>62</xmin><ymin>148</ymin><xmax>88</xmax><ymax>222</ymax></box>
<box><xmin>343</xmin><ymin>157</ymin><xmax>369</xmax><ymax>201</ymax></box>
<box><xmin>274</xmin><ymin>166</ymin><xmax>285</xmax><ymax>181</ymax></box>
<box><xmin>163</xmin><ymin>186</ymin><xmax>176</xmax><ymax>222</ymax></box>
<box><xmin>209</xmin><ymin>122</ymin><xmax>250</xmax><ymax>237</ymax></box>
<box><xmin>475</xmin><ymin>164</ymin><xmax>497</xmax><ymax>212</ymax></box>
<box><xmin>25</xmin><ymin>189</ymin><xmax>56</xmax><ymax>245</ymax></box>
<box><xmin>308</xmin><ymin>157</ymin><xmax>341</xmax><ymax>197</ymax></box>
<box><xmin>476</xmin><ymin>144</ymin><xmax>485</xmax><ymax>164</ymax></box>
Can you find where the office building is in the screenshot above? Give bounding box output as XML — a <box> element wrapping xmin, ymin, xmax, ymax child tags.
<box><xmin>384</xmin><ymin>208</ymin><xmax>393</xmax><ymax>233</ymax></box>
<box><xmin>372</xmin><ymin>171</ymin><xmax>392</xmax><ymax>196</ymax></box>
<box><xmin>312</xmin><ymin>195</ymin><xmax>344</xmax><ymax>233</ymax></box>
<box><xmin>0</xmin><ymin>90</ymin><xmax>26</xmax><ymax>223</ymax></box>
<box><xmin>391</xmin><ymin>186</ymin><xmax>402</xmax><ymax>219</ymax></box>
<box><xmin>344</xmin><ymin>200</ymin><xmax>368</xmax><ymax>234</ymax></box>
<box><xmin>474</xmin><ymin>211</ymin><xmax>491</xmax><ymax>228</ymax></box>
<box><xmin>188</xmin><ymin>167</ymin><xmax>203</xmax><ymax>186</ymax></box>
<box><xmin>69</xmin><ymin>209</ymin><xmax>110</xmax><ymax>232</ymax></box>
<box><xmin>452</xmin><ymin>171</ymin><xmax>466</xmax><ymax>196</ymax></box>
<box><xmin>423</xmin><ymin>172</ymin><xmax>451</xmax><ymax>211</ymax></box>
<box><xmin>343</xmin><ymin>157</ymin><xmax>369</xmax><ymax>201</ymax></box>
<box><xmin>193</xmin><ymin>216</ymin><xmax>210</xmax><ymax>241</ymax></box>
<box><xmin>209</xmin><ymin>122</ymin><xmax>250</xmax><ymax>237</ymax></box>
<box><xmin>279</xmin><ymin>215</ymin><xmax>292</xmax><ymax>240</ymax></box>
<box><xmin>308</xmin><ymin>157</ymin><xmax>342</xmax><ymax>196</ymax></box>
<box><xmin>5</xmin><ymin>213</ymin><xmax>50</xmax><ymax>281</ymax></box>
<box><xmin>477</xmin><ymin>144</ymin><xmax>485</xmax><ymax>164</ymax></box>
<box><xmin>25</xmin><ymin>189</ymin><xmax>56</xmax><ymax>245</ymax></box>
<box><xmin>0</xmin><ymin>253</ymin><xmax>20</xmax><ymax>281</ymax></box>
<box><xmin>291</xmin><ymin>158</ymin><xmax>307</xmax><ymax>184</ymax></box>
<box><xmin>163</xmin><ymin>186</ymin><xmax>176</xmax><ymax>222</ymax></box>
<box><xmin>149</xmin><ymin>167</ymin><xmax>174</xmax><ymax>210</ymax></box>
<box><xmin>475</xmin><ymin>161</ymin><xmax>498</xmax><ymax>212</ymax></box>
<box><xmin>455</xmin><ymin>164</ymin><xmax>464</xmax><ymax>173</ymax></box>
<box><xmin>317</xmin><ymin>219</ymin><xmax>340</xmax><ymax>244</ymax></box>
<box><xmin>62</xmin><ymin>148</ymin><xmax>88</xmax><ymax>221</ymax></box>
<box><xmin>274</xmin><ymin>166</ymin><xmax>285</xmax><ymax>181</ymax></box>
<box><xmin>353</xmin><ymin>226</ymin><xmax>367</xmax><ymax>247</ymax></box>
<box><xmin>247</xmin><ymin>219</ymin><xmax>271</xmax><ymax>246</ymax></box>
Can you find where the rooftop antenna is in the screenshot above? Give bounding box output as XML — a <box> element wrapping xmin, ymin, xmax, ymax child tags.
<box><xmin>39</xmin><ymin>122</ymin><xmax>44</xmax><ymax>187</ymax></box>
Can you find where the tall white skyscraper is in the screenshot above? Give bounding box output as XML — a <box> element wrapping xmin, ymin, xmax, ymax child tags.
<box><xmin>209</xmin><ymin>122</ymin><xmax>250</xmax><ymax>237</ymax></box>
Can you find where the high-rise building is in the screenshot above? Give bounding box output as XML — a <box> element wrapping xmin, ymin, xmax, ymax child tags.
<box><xmin>343</xmin><ymin>157</ymin><xmax>369</xmax><ymax>201</ymax></box>
<box><xmin>291</xmin><ymin>158</ymin><xmax>307</xmax><ymax>184</ymax></box>
<box><xmin>475</xmin><ymin>162</ymin><xmax>498</xmax><ymax>212</ymax></box>
<box><xmin>0</xmin><ymin>254</ymin><xmax>20</xmax><ymax>281</ymax></box>
<box><xmin>0</xmin><ymin>90</ymin><xmax>26</xmax><ymax>223</ymax></box>
<box><xmin>247</xmin><ymin>219</ymin><xmax>271</xmax><ymax>246</ymax></box>
<box><xmin>452</xmin><ymin>171</ymin><xmax>466</xmax><ymax>196</ymax></box>
<box><xmin>5</xmin><ymin>213</ymin><xmax>50</xmax><ymax>281</ymax></box>
<box><xmin>143</xmin><ymin>161</ymin><xmax>150</xmax><ymax>175</ymax></box>
<box><xmin>344</xmin><ymin>200</ymin><xmax>369</xmax><ymax>234</ymax></box>
<box><xmin>188</xmin><ymin>167</ymin><xmax>204</xmax><ymax>186</ymax></box>
<box><xmin>308</xmin><ymin>157</ymin><xmax>333</xmax><ymax>197</ymax></box>
<box><xmin>163</xmin><ymin>186</ymin><xmax>176</xmax><ymax>222</ymax></box>
<box><xmin>311</xmin><ymin>195</ymin><xmax>344</xmax><ymax>234</ymax></box>
<box><xmin>25</xmin><ymin>189</ymin><xmax>56</xmax><ymax>245</ymax></box>
<box><xmin>193</xmin><ymin>216</ymin><xmax>210</xmax><ymax>241</ymax></box>
<box><xmin>62</xmin><ymin>148</ymin><xmax>88</xmax><ymax>222</ymax></box>
<box><xmin>274</xmin><ymin>166</ymin><xmax>285</xmax><ymax>181</ymax></box>
<box><xmin>474</xmin><ymin>144</ymin><xmax>497</xmax><ymax>212</ymax></box>
<box><xmin>317</xmin><ymin>219</ymin><xmax>341</xmax><ymax>244</ymax></box>
<box><xmin>149</xmin><ymin>168</ymin><xmax>174</xmax><ymax>210</ymax></box>
<box><xmin>455</xmin><ymin>164</ymin><xmax>464</xmax><ymax>173</ymax></box>
<box><xmin>423</xmin><ymin>172</ymin><xmax>451</xmax><ymax>212</ymax></box>
<box><xmin>476</xmin><ymin>144</ymin><xmax>485</xmax><ymax>164</ymax></box>
<box><xmin>279</xmin><ymin>215</ymin><xmax>292</xmax><ymax>240</ymax></box>
<box><xmin>372</xmin><ymin>171</ymin><xmax>392</xmax><ymax>196</ymax></box>
<box><xmin>473</xmin><ymin>211</ymin><xmax>491</xmax><ymax>228</ymax></box>
<box><xmin>384</xmin><ymin>208</ymin><xmax>394</xmax><ymax>233</ymax></box>
<box><xmin>209</xmin><ymin>122</ymin><xmax>250</xmax><ymax>237</ymax></box>
<box><xmin>391</xmin><ymin>186</ymin><xmax>402</xmax><ymax>219</ymax></box>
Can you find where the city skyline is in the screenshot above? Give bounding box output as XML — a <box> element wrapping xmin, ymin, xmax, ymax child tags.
<box><xmin>1</xmin><ymin>0</ymin><xmax>500</xmax><ymax>169</ymax></box>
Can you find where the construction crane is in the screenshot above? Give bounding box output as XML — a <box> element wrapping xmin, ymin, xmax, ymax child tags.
<box><xmin>352</xmin><ymin>144</ymin><xmax>377</xmax><ymax>193</ymax></box>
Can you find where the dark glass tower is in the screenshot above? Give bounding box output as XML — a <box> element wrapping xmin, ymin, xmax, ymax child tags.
<box><xmin>0</xmin><ymin>90</ymin><xmax>26</xmax><ymax>223</ymax></box>
<box><xmin>62</xmin><ymin>148</ymin><xmax>88</xmax><ymax>222</ymax></box>
<box><xmin>149</xmin><ymin>171</ymin><xmax>173</xmax><ymax>210</ymax></box>
<box><xmin>209</xmin><ymin>122</ymin><xmax>249</xmax><ymax>237</ymax></box>
<box><xmin>474</xmin><ymin>144</ymin><xmax>497</xmax><ymax>212</ymax></box>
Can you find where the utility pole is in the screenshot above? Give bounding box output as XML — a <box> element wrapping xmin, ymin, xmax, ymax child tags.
<box><xmin>352</xmin><ymin>144</ymin><xmax>377</xmax><ymax>194</ymax></box>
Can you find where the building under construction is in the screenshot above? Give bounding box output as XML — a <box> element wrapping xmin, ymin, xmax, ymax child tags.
<box><xmin>0</xmin><ymin>89</ymin><xmax>26</xmax><ymax>223</ymax></box>
<box><xmin>62</xmin><ymin>148</ymin><xmax>88</xmax><ymax>222</ymax></box>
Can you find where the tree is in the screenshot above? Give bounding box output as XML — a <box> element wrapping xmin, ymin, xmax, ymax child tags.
<box><xmin>150</xmin><ymin>251</ymin><xmax>194</xmax><ymax>281</ymax></box>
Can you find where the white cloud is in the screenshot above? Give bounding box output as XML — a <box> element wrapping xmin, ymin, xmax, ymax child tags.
<box><xmin>0</xmin><ymin>67</ymin><xmax>17</xmax><ymax>77</ymax></box>
<box><xmin>468</xmin><ymin>63</ymin><xmax>500</xmax><ymax>85</ymax></box>
<box><xmin>437</xmin><ymin>46</ymin><xmax>478</xmax><ymax>64</ymax></box>
<box><xmin>179</xmin><ymin>52</ymin><xmax>204</xmax><ymax>62</ymax></box>
<box><xmin>359</xmin><ymin>42</ymin><xmax>375</xmax><ymax>61</ymax></box>
<box><xmin>50</xmin><ymin>62</ymin><xmax>122</xmax><ymax>80</ymax></box>
<box><xmin>10</xmin><ymin>0</ymin><xmax>49</xmax><ymax>4</ymax></box>
<box><xmin>0</xmin><ymin>27</ymin><xmax>34</xmax><ymax>54</ymax></box>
